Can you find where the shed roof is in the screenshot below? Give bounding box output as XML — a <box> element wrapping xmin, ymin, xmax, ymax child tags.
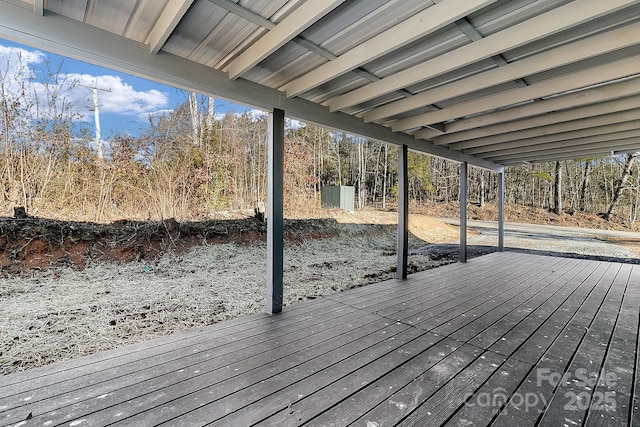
<box><xmin>2</xmin><ymin>0</ymin><xmax>640</xmax><ymax>169</ymax></box>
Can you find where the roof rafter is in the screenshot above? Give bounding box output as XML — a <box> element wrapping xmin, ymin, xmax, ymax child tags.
<box><xmin>363</xmin><ymin>21</ymin><xmax>640</xmax><ymax>124</ymax></box>
<box><xmin>503</xmin><ymin>145</ymin><xmax>640</xmax><ymax>164</ymax></box>
<box><xmin>493</xmin><ymin>136</ymin><xmax>640</xmax><ymax>163</ymax></box>
<box><xmin>435</xmin><ymin>94</ymin><xmax>640</xmax><ymax>147</ymax></box>
<box><xmin>33</xmin><ymin>0</ymin><xmax>43</xmax><ymax>16</ymax></box>
<box><xmin>329</xmin><ymin>0</ymin><xmax>638</xmax><ymax>112</ymax></box>
<box><xmin>0</xmin><ymin>0</ymin><xmax>501</xmax><ymax>171</ymax></box>
<box><xmin>282</xmin><ymin>0</ymin><xmax>498</xmax><ymax>97</ymax></box>
<box><xmin>416</xmin><ymin>77</ymin><xmax>640</xmax><ymax>140</ymax></box>
<box><xmin>210</xmin><ymin>0</ymin><xmax>415</xmax><ymax>100</ymax></box>
<box><xmin>450</xmin><ymin>108</ymin><xmax>640</xmax><ymax>152</ymax></box>
<box><xmin>226</xmin><ymin>0</ymin><xmax>346</xmax><ymax>80</ymax></box>
<box><xmin>147</xmin><ymin>0</ymin><xmax>194</xmax><ymax>54</ymax></box>
<box><xmin>467</xmin><ymin>120</ymin><xmax>640</xmax><ymax>156</ymax></box>
<box><xmin>393</xmin><ymin>56</ymin><xmax>640</xmax><ymax>132</ymax></box>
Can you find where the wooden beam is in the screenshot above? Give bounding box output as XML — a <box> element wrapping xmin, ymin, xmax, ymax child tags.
<box><xmin>418</xmin><ymin>77</ymin><xmax>640</xmax><ymax>140</ymax></box>
<box><xmin>362</xmin><ymin>21</ymin><xmax>640</xmax><ymax>123</ymax></box>
<box><xmin>227</xmin><ymin>0</ymin><xmax>345</xmax><ymax>79</ymax></box>
<box><xmin>463</xmin><ymin>114</ymin><xmax>640</xmax><ymax>154</ymax></box>
<box><xmin>208</xmin><ymin>0</ymin><xmax>274</xmax><ymax>28</ymax></box>
<box><xmin>329</xmin><ymin>0</ymin><xmax>637</xmax><ymax>112</ymax></box>
<box><xmin>0</xmin><ymin>0</ymin><xmax>501</xmax><ymax>171</ymax></box>
<box><xmin>485</xmin><ymin>131</ymin><xmax>640</xmax><ymax>162</ymax></box>
<box><xmin>283</xmin><ymin>0</ymin><xmax>497</xmax><ymax>97</ymax></box>
<box><xmin>459</xmin><ymin>161</ymin><xmax>468</xmax><ymax>263</ymax></box>
<box><xmin>266</xmin><ymin>109</ymin><xmax>285</xmax><ymax>314</ymax></box>
<box><xmin>397</xmin><ymin>144</ymin><xmax>408</xmax><ymax>280</ymax></box>
<box><xmin>502</xmin><ymin>142</ymin><xmax>640</xmax><ymax>164</ymax></box>
<box><xmin>392</xmin><ymin>56</ymin><xmax>640</xmax><ymax>132</ymax></box>
<box><xmin>33</xmin><ymin>0</ymin><xmax>44</xmax><ymax>16</ymax></box>
<box><xmin>436</xmin><ymin>94</ymin><xmax>640</xmax><ymax>147</ymax></box>
<box><xmin>147</xmin><ymin>0</ymin><xmax>194</xmax><ymax>54</ymax></box>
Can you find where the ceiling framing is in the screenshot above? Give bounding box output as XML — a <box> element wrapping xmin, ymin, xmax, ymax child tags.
<box><xmin>1</xmin><ymin>0</ymin><xmax>639</xmax><ymax>169</ymax></box>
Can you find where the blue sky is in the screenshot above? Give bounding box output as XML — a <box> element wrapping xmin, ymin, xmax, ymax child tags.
<box><xmin>0</xmin><ymin>38</ymin><xmax>252</xmax><ymax>138</ymax></box>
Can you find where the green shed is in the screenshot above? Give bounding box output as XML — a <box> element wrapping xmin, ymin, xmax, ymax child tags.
<box><xmin>321</xmin><ymin>186</ymin><xmax>355</xmax><ymax>212</ymax></box>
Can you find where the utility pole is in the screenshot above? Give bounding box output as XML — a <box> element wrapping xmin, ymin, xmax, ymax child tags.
<box><xmin>80</xmin><ymin>81</ymin><xmax>111</xmax><ymax>159</ymax></box>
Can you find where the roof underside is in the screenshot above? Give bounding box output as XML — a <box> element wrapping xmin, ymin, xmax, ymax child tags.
<box><xmin>2</xmin><ymin>0</ymin><xmax>640</xmax><ymax>170</ymax></box>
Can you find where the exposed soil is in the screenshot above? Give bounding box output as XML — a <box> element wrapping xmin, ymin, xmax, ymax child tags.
<box><xmin>415</xmin><ymin>201</ymin><xmax>640</xmax><ymax>232</ymax></box>
<box><xmin>1</xmin><ymin>204</ymin><xmax>638</xmax><ymax>375</ymax></box>
<box><xmin>1</xmin><ymin>214</ymin><xmax>456</xmax><ymax>375</ymax></box>
<box><xmin>0</xmin><ymin>210</ymin><xmax>461</xmax><ymax>277</ymax></box>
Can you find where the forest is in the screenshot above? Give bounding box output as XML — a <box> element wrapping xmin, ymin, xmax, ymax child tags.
<box><xmin>1</xmin><ymin>62</ymin><xmax>639</xmax><ymax>225</ymax></box>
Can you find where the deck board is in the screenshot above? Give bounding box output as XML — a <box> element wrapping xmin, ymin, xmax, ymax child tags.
<box><xmin>1</xmin><ymin>252</ymin><xmax>638</xmax><ymax>426</ymax></box>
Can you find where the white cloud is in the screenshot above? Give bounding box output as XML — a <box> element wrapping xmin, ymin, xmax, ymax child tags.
<box><xmin>0</xmin><ymin>44</ymin><xmax>169</xmax><ymax>123</ymax></box>
<box><xmin>67</xmin><ymin>74</ymin><xmax>168</xmax><ymax>119</ymax></box>
<box><xmin>0</xmin><ymin>44</ymin><xmax>44</xmax><ymax>82</ymax></box>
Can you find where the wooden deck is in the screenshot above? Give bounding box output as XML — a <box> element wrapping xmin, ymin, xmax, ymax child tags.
<box><xmin>1</xmin><ymin>252</ymin><xmax>639</xmax><ymax>426</ymax></box>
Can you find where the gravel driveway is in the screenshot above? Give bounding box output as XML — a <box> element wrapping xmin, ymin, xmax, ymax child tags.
<box><xmin>436</xmin><ymin>218</ymin><xmax>640</xmax><ymax>263</ymax></box>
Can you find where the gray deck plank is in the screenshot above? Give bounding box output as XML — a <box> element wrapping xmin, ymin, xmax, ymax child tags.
<box><xmin>475</xmin><ymin>259</ymin><xmax>600</xmax><ymax>353</ymax></box>
<box><xmin>207</xmin><ymin>330</ymin><xmax>442</xmax><ymax>426</ymax></box>
<box><xmin>378</xmin><ymin>258</ymin><xmax>611</xmax><ymax>426</ymax></box>
<box><xmin>0</xmin><ymin>302</ymin><xmax>361</xmax><ymax>419</ymax></box>
<box><xmin>0</xmin><ymin>294</ymin><xmax>342</xmax><ymax>393</ymax></box>
<box><xmin>586</xmin><ymin>264</ymin><xmax>640</xmax><ymax>426</ymax></box>
<box><xmin>435</xmin><ymin>256</ymin><xmax>570</xmax><ymax>338</ymax></box>
<box><xmin>443</xmin><ymin>356</ymin><xmax>534</xmax><ymax>427</ymax></box>
<box><xmin>0</xmin><ymin>304</ymin><xmax>353</xmax><ymax>406</ymax></box>
<box><xmin>375</xmin><ymin>253</ymin><xmax>534</xmax><ymax>321</ymax></box>
<box><xmin>536</xmin><ymin>263</ymin><xmax>631</xmax><ymax>426</ymax></box>
<box><xmin>252</xmin><ymin>332</ymin><xmax>452</xmax><ymax>426</ymax></box>
<box><xmin>408</xmin><ymin>257</ymin><xmax>569</xmax><ymax>332</ymax></box>
<box><xmin>0</xmin><ymin>252</ymin><xmax>637</xmax><ymax>427</ymax></box>
<box><xmin>6</xmin><ymin>310</ymin><xmax>387</xmax><ymax>426</ymax></box>
<box><xmin>442</xmin><ymin>260</ymin><xmax>615</xmax><ymax>426</ymax></box>
<box><xmin>490</xmin><ymin>261</ymin><xmax>624</xmax><ymax>426</ymax></box>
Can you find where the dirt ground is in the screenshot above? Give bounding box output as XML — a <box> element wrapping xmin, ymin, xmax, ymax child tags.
<box><xmin>1</xmin><ymin>203</ymin><xmax>638</xmax><ymax>375</ymax></box>
<box><xmin>415</xmin><ymin>200</ymin><xmax>640</xmax><ymax>232</ymax></box>
<box><xmin>0</xmin><ymin>211</ymin><xmax>462</xmax><ymax>375</ymax></box>
<box><xmin>0</xmin><ymin>211</ymin><xmax>459</xmax><ymax>277</ymax></box>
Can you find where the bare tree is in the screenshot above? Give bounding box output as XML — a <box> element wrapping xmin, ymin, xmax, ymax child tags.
<box><xmin>553</xmin><ymin>161</ymin><xmax>562</xmax><ymax>214</ymax></box>
<box><xmin>604</xmin><ymin>153</ymin><xmax>638</xmax><ymax>220</ymax></box>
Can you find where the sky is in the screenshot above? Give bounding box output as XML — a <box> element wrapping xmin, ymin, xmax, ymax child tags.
<box><xmin>0</xmin><ymin>38</ymin><xmax>253</xmax><ymax>139</ymax></box>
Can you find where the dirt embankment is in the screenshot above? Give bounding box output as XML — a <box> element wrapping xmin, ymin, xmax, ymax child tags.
<box><xmin>416</xmin><ymin>201</ymin><xmax>640</xmax><ymax>232</ymax></box>
<box><xmin>1</xmin><ymin>213</ymin><xmax>459</xmax><ymax>375</ymax></box>
<box><xmin>0</xmin><ymin>211</ymin><xmax>460</xmax><ymax>277</ymax></box>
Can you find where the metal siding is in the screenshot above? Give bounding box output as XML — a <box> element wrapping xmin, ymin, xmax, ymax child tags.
<box><xmin>321</xmin><ymin>186</ymin><xmax>354</xmax><ymax>211</ymax></box>
<box><xmin>341</xmin><ymin>186</ymin><xmax>355</xmax><ymax>213</ymax></box>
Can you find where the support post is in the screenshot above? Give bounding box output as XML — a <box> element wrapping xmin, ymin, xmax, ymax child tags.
<box><xmin>266</xmin><ymin>108</ymin><xmax>285</xmax><ymax>314</ymax></box>
<box><xmin>498</xmin><ymin>168</ymin><xmax>505</xmax><ymax>252</ymax></box>
<box><xmin>397</xmin><ymin>144</ymin><xmax>408</xmax><ymax>279</ymax></box>
<box><xmin>459</xmin><ymin>161</ymin><xmax>468</xmax><ymax>263</ymax></box>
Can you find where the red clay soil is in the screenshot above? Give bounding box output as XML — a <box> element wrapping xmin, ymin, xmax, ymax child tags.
<box><xmin>0</xmin><ymin>217</ymin><xmax>347</xmax><ymax>276</ymax></box>
<box><xmin>2</xmin><ymin>202</ymin><xmax>637</xmax><ymax>276</ymax></box>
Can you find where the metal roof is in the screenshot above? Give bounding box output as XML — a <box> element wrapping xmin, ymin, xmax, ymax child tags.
<box><xmin>2</xmin><ymin>0</ymin><xmax>640</xmax><ymax>169</ymax></box>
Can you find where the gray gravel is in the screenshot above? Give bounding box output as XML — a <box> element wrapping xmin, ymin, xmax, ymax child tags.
<box><xmin>415</xmin><ymin>220</ymin><xmax>640</xmax><ymax>264</ymax></box>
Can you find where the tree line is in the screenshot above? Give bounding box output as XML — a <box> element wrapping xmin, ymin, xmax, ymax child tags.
<box><xmin>0</xmin><ymin>62</ymin><xmax>638</xmax><ymax>224</ymax></box>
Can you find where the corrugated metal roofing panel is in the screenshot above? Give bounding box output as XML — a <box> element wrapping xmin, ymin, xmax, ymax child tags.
<box><xmin>46</xmin><ymin>0</ymin><xmax>88</xmax><ymax>22</ymax></box>
<box><xmin>316</xmin><ymin>0</ymin><xmax>431</xmax><ymax>55</ymax></box>
<box><xmin>4</xmin><ymin>0</ymin><xmax>640</xmax><ymax>166</ymax></box>
<box><xmin>123</xmin><ymin>0</ymin><xmax>171</xmax><ymax>43</ymax></box>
